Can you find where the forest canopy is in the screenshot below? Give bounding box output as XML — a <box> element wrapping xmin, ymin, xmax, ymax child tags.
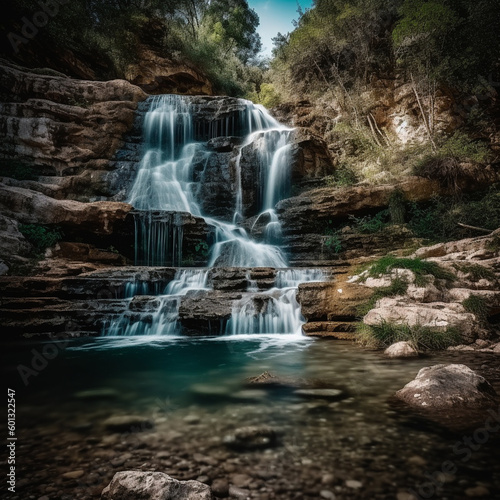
<box><xmin>1</xmin><ymin>0</ymin><xmax>263</xmax><ymax>95</ymax></box>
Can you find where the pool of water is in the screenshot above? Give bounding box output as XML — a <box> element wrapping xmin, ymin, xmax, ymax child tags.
<box><xmin>2</xmin><ymin>336</ymin><xmax>500</xmax><ymax>500</ymax></box>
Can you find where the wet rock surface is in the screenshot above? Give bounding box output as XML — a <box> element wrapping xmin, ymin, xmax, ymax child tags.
<box><xmin>101</xmin><ymin>471</ymin><xmax>213</xmax><ymax>500</ymax></box>
<box><xmin>396</xmin><ymin>364</ymin><xmax>498</xmax><ymax>410</ymax></box>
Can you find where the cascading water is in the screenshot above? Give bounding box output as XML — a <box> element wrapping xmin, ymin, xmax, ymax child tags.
<box><xmin>106</xmin><ymin>95</ymin><xmax>325</xmax><ymax>337</ymax></box>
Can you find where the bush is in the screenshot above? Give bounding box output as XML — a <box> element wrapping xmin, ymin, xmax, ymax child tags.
<box><xmin>348</xmin><ymin>210</ymin><xmax>389</xmax><ymax>234</ymax></box>
<box><xmin>324</xmin><ymin>165</ymin><xmax>359</xmax><ymax>187</ymax></box>
<box><xmin>413</xmin><ymin>132</ymin><xmax>492</xmax><ymax>190</ymax></box>
<box><xmin>408</xmin><ymin>187</ymin><xmax>500</xmax><ymax>242</ymax></box>
<box><xmin>357</xmin><ymin>321</ymin><xmax>462</xmax><ymax>351</ymax></box>
<box><xmin>462</xmin><ymin>295</ymin><xmax>490</xmax><ymax>319</ymax></box>
<box><xmin>19</xmin><ymin>224</ymin><xmax>63</xmax><ymax>255</ymax></box>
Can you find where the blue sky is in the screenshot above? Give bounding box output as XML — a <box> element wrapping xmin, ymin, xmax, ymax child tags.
<box><xmin>248</xmin><ymin>0</ymin><xmax>314</xmax><ymax>58</ymax></box>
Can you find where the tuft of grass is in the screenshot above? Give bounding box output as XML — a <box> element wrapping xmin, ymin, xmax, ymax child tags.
<box><xmin>356</xmin><ymin>277</ymin><xmax>408</xmax><ymax>318</ymax></box>
<box><xmin>453</xmin><ymin>263</ymin><xmax>496</xmax><ymax>282</ymax></box>
<box><xmin>324</xmin><ymin>165</ymin><xmax>359</xmax><ymax>188</ymax></box>
<box><xmin>357</xmin><ymin>321</ymin><xmax>462</xmax><ymax>351</ymax></box>
<box><xmin>348</xmin><ymin>209</ymin><xmax>389</xmax><ymax>234</ymax></box>
<box><xmin>486</xmin><ymin>235</ymin><xmax>500</xmax><ymax>253</ymax></box>
<box><xmin>462</xmin><ymin>295</ymin><xmax>490</xmax><ymax>319</ymax></box>
<box><xmin>362</xmin><ymin>255</ymin><xmax>456</xmax><ymax>286</ymax></box>
<box><xmin>19</xmin><ymin>224</ymin><xmax>63</xmax><ymax>256</ymax></box>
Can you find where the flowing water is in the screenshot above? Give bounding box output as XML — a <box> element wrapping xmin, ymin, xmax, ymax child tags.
<box><xmin>106</xmin><ymin>95</ymin><xmax>324</xmax><ymax>339</ymax></box>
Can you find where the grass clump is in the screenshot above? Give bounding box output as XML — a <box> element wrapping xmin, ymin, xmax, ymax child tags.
<box><xmin>324</xmin><ymin>165</ymin><xmax>359</xmax><ymax>188</ymax></box>
<box><xmin>348</xmin><ymin>210</ymin><xmax>389</xmax><ymax>234</ymax></box>
<box><xmin>356</xmin><ymin>277</ymin><xmax>408</xmax><ymax>318</ymax></box>
<box><xmin>462</xmin><ymin>295</ymin><xmax>490</xmax><ymax>319</ymax></box>
<box><xmin>19</xmin><ymin>224</ymin><xmax>63</xmax><ymax>256</ymax></box>
<box><xmin>453</xmin><ymin>263</ymin><xmax>496</xmax><ymax>282</ymax></box>
<box><xmin>357</xmin><ymin>321</ymin><xmax>462</xmax><ymax>351</ymax></box>
<box><xmin>362</xmin><ymin>256</ymin><xmax>456</xmax><ymax>286</ymax></box>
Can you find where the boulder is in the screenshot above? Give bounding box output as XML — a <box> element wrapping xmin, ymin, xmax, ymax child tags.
<box><xmin>363</xmin><ymin>297</ymin><xmax>480</xmax><ymax>342</ymax></box>
<box><xmin>297</xmin><ymin>281</ymin><xmax>373</xmax><ymax>321</ymax></box>
<box><xmin>125</xmin><ymin>46</ymin><xmax>213</xmax><ymax>96</ymax></box>
<box><xmin>0</xmin><ymin>60</ymin><xmax>147</xmax><ymax>179</ymax></box>
<box><xmin>384</xmin><ymin>341</ymin><xmax>418</xmax><ymax>358</ymax></box>
<box><xmin>396</xmin><ymin>364</ymin><xmax>498</xmax><ymax>410</ymax></box>
<box><xmin>0</xmin><ymin>184</ymin><xmax>132</xmax><ymax>235</ymax></box>
<box><xmin>101</xmin><ymin>471</ymin><xmax>213</xmax><ymax>500</ymax></box>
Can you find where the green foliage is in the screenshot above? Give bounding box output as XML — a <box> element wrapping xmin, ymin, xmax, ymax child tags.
<box><xmin>324</xmin><ymin>166</ymin><xmax>359</xmax><ymax>187</ymax></box>
<box><xmin>408</xmin><ymin>187</ymin><xmax>500</xmax><ymax>242</ymax></box>
<box><xmin>462</xmin><ymin>295</ymin><xmax>490</xmax><ymax>319</ymax></box>
<box><xmin>363</xmin><ymin>255</ymin><xmax>455</xmax><ymax>285</ymax></box>
<box><xmin>349</xmin><ymin>210</ymin><xmax>389</xmax><ymax>234</ymax></box>
<box><xmin>323</xmin><ymin>220</ymin><xmax>343</xmax><ymax>254</ymax></box>
<box><xmin>389</xmin><ymin>189</ymin><xmax>406</xmax><ymax>224</ymax></box>
<box><xmin>19</xmin><ymin>224</ymin><xmax>63</xmax><ymax>255</ymax></box>
<box><xmin>246</xmin><ymin>83</ymin><xmax>281</xmax><ymax>108</ymax></box>
<box><xmin>486</xmin><ymin>236</ymin><xmax>500</xmax><ymax>253</ymax></box>
<box><xmin>195</xmin><ymin>240</ymin><xmax>210</xmax><ymax>258</ymax></box>
<box><xmin>356</xmin><ymin>277</ymin><xmax>409</xmax><ymax>317</ymax></box>
<box><xmin>453</xmin><ymin>263</ymin><xmax>496</xmax><ymax>282</ymax></box>
<box><xmin>0</xmin><ymin>160</ymin><xmax>37</xmax><ymax>181</ymax></box>
<box><xmin>413</xmin><ymin>132</ymin><xmax>492</xmax><ymax>190</ymax></box>
<box><xmin>357</xmin><ymin>321</ymin><xmax>462</xmax><ymax>351</ymax></box>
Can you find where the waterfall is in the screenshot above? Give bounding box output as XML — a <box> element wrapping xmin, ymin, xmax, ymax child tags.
<box><xmin>105</xmin><ymin>95</ymin><xmax>325</xmax><ymax>337</ymax></box>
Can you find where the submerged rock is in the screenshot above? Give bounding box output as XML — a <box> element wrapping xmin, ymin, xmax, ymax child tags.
<box><xmin>103</xmin><ymin>415</ymin><xmax>154</xmax><ymax>433</ymax></box>
<box><xmin>396</xmin><ymin>364</ymin><xmax>498</xmax><ymax>410</ymax></box>
<box><xmin>384</xmin><ymin>342</ymin><xmax>419</xmax><ymax>358</ymax></box>
<box><xmin>223</xmin><ymin>425</ymin><xmax>277</xmax><ymax>450</ymax></box>
<box><xmin>101</xmin><ymin>471</ymin><xmax>213</xmax><ymax>499</ymax></box>
<box><xmin>293</xmin><ymin>389</ymin><xmax>343</xmax><ymax>399</ymax></box>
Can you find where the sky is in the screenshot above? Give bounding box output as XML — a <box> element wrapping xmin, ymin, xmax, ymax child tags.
<box><xmin>248</xmin><ymin>0</ymin><xmax>314</xmax><ymax>58</ymax></box>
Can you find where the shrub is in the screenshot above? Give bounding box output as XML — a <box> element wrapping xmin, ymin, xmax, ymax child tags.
<box><xmin>348</xmin><ymin>210</ymin><xmax>389</xmax><ymax>234</ymax></box>
<box><xmin>462</xmin><ymin>295</ymin><xmax>490</xmax><ymax>319</ymax></box>
<box><xmin>19</xmin><ymin>224</ymin><xmax>63</xmax><ymax>255</ymax></box>
<box><xmin>357</xmin><ymin>321</ymin><xmax>462</xmax><ymax>351</ymax></box>
<box><xmin>408</xmin><ymin>187</ymin><xmax>500</xmax><ymax>242</ymax></box>
<box><xmin>389</xmin><ymin>189</ymin><xmax>406</xmax><ymax>224</ymax></box>
<box><xmin>324</xmin><ymin>165</ymin><xmax>359</xmax><ymax>187</ymax></box>
<box><xmin>413</xmin><ymin>132</ymin><xmax>492</xmax><ymax>190</ymax></box>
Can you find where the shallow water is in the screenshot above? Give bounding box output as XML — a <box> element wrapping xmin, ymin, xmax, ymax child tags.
<box><xmin>2</xmin><ymin>337</ymin><xmax>500</xmax><ymax>499</ymax></box>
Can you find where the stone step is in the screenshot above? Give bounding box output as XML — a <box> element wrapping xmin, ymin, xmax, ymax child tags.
<box><xmin>302</xmin><ymin>321</ymin><xmax>358</xmax><ymax>340</ymax></box>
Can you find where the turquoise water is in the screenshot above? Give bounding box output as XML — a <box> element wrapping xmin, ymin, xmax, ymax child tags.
<box><xmin>2</xmin><ymin>337</ymin><xmax>500</xmax><ymax>499</ymax></box>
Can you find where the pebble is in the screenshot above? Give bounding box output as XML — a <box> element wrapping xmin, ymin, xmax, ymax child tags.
<box><xmin>397</xmin><ymin>492</ymin><xmax>418</xmax><ymax>500</ymax></box>
<box><xmin>231</xmin><ymin>473</ymin><xmax>252</xmax><ymax>488</ymax></box>
<box><xmin>407</xmin><ymin>455</ymin><xmax>427</xmax><ymax>466</ymax></box>
<box><xmin>61</xmin><ymin>470</ymin><xmax>84</xmax><ymax>480</ymax></box>
<box><xmin>211</xmin><ymin>478</ymin><xmax>229</xmax><ymax>497</ymax></box>
<box><xmin>465</xmin><ymin>486</ymin><xmax>490</xmax><ymax>497</ymax></box>
<box><xmin>320</xmin><ymin>490</ymin><xmax>336</xmax><ymax>499</ymax></box>
<box><xmin>321</xmin><ymin>474</ymin><xmax>335</xmax><ymax>485</ymax></box>
<box><xmin>102</xmin><ymin>415</ymin><xmax>154</xmax><ymax>433</ymax></box>
<box><xmin>345</xmin><ymin>479</ymin><xmax>363</xmax><ymax>489</ymax></box>
<box><xmin>74</xmin><ymin>388</ymin><xmax>118</xmax><ymax>399</ymax></box>
<box><xmin>228</xmin><ymin>485</ymin><xmax>250</xmax><ymax>499</ymax></box>
<box><xmin>183</xmin><ymin>414</ymin><xmax>201</xmax><ymax>425</ymax></box>
<box><xmin>294</xmin><ymin>389</ymin><xmax>343</xmax><ymax>399</ymax></box>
